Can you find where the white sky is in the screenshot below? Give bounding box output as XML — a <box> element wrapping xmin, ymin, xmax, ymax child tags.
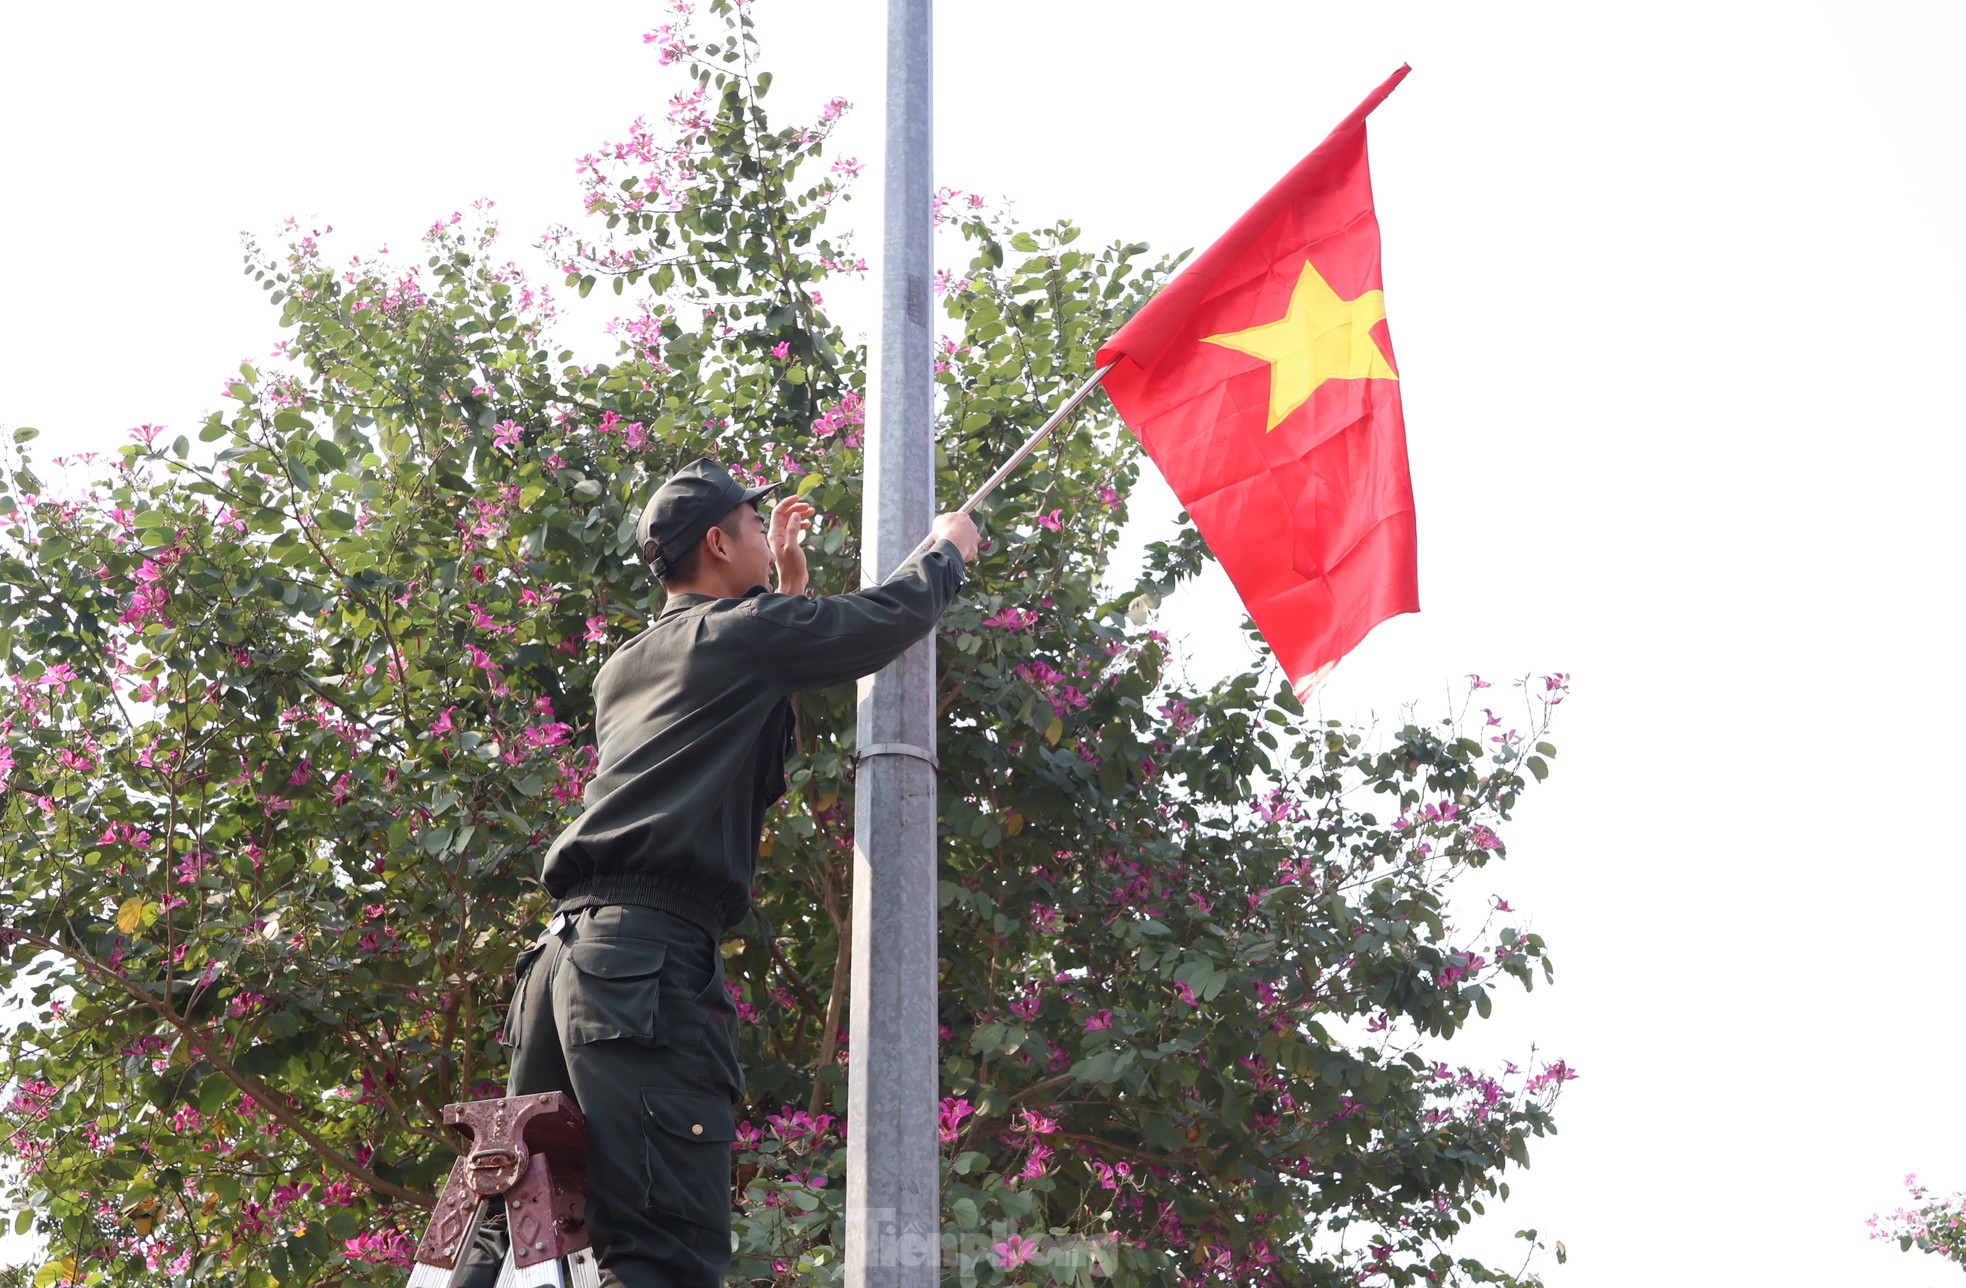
<box><xmin>4</xmin><ymin>1</ymin><xmax>1964</xmax><ymax>1283</ymax></box>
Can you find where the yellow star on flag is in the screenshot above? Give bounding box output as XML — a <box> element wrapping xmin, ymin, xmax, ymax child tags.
<box><xmin>1201</xmin><ymin>259</ymin><xmax>1398</xmax><ymax>431</ymax></box>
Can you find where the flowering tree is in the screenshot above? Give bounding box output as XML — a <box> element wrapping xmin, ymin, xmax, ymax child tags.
<box><xmin>0</xmin><ymin>3</ymin><xmax>1573</xmax><ymax>1285</ymax></box>
<box><xmin>1871</xmin><ymin>1176</ymin><xmax>1966</xmax><ymax>1274</ymax></box>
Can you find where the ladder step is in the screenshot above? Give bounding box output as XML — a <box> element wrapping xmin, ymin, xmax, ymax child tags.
<box><xmin>494</xmin><ymin>1244</ymin><xmax>569</xmax><ymax>1288</ymax></box>
<box><xmin>405</xmin><ymin>1263</ymin><xmax>455</xmax><ymax>1288</ymax></box>
<box><xmin>565</xmin><ymin>1248</ymin><xmax>602</xmax><ymax>1288</ymax></box>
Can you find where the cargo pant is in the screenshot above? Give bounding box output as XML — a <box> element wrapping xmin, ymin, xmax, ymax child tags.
<box><xmin>452</xmin><ymin>903</ymin><xmax>743</xmax><ymax>1288</ymax></box>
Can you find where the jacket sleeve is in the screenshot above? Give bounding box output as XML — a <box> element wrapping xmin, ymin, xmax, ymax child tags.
<box><xmin>738</xmin><ymin>539</ymin><xmax>967</xmax><ymax>693</ymax></box>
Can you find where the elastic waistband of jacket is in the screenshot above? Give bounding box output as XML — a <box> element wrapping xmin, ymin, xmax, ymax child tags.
<box><xmin>551</xmin><ymin>876</ymin><xmax>729</xmax><ymax>939</ymax></box>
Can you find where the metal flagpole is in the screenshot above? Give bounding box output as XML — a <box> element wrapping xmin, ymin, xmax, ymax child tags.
<box><xmin>896</xmin><ymin>361</ymin><xmax>1118</xmax><ymax>569</ymax></box>
<box><xmin>847</xmin><ymin>0</ymin><xmax>937</xmax><ymax>1283</ymax></box>
<box><xmin>951</xmin><ymin>363</ymin><xmax>1117</xmax><ymax>517</ymax></box>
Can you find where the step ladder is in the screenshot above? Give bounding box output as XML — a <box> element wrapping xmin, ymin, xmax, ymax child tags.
<box><xmin>404</xmin><ymin>1091</ymin><xmax>601</xmax><ymax>1288</ymax></box>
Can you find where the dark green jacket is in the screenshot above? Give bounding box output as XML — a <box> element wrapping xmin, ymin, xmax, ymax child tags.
<box><xmin>541</xmin><ymin>540</ymin><xmax>965</xmax><ymax>930</ymax></box>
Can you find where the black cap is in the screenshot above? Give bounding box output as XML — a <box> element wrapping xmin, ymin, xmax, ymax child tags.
<box><xmin>636</xmin><ymin>458</ymin><xmax>782</xmax><ymax>576</ymax></box>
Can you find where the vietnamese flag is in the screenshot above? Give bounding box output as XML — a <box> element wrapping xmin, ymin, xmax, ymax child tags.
<box><xmin>1097</xmin><ymin>66</ymin><xmax>1416</xmax><ymax>698</ymax></box>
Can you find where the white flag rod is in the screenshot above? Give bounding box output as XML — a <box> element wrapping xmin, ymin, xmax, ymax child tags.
<box><xmin>898</xmin><ymin>360</ymin><xmax>1117</xmax><ymax>566</ymax></box>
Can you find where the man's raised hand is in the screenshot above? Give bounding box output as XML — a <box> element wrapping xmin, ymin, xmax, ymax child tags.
<box><xmin>769</xmin><ymin>497</ymin><xmax>815</xmax><ymax>596</ymax></box>
<box><xmin>930</xmin><ymin>511</ymin><xmax>980</xmax><ymax>563</ymax></box>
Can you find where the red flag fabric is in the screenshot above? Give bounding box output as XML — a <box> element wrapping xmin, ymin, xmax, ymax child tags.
<box><xmin>1097</xmin><ymin>66</ymin><xmax>1417</xmax><ymax>698</ymax></box>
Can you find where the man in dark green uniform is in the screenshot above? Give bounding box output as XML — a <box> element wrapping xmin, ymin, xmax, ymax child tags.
<box><xmin>458</xmin><ymin>459</ymin><xmax>976</xmax><ymax>1287</ymax></box>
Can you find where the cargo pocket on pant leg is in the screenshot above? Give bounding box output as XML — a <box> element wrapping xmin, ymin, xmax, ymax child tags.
<box><xmin>565</xmin><ymin>939</ymin><xmax>667</xmax><ymax>1046</ymax></box>
<box><xmin>641</xmin><ymin>1087</ymin><xmax>736</xmax><ymax>1233</ymax></box>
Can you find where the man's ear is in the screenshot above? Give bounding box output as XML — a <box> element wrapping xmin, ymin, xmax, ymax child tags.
<box><xmin>701</xmin><ymin>524</ymin><xmax>730</xmax><ymax>565</ymax></box>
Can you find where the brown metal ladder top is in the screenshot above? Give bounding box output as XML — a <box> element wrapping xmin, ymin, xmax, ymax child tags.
<box><xmin>404</xmin><ymin>1092</ymin><xmax>600</xmax><ymax>1288</ymax></box>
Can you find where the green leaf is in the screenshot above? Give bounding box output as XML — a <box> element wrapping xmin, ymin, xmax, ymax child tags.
<box><xmin>13</xmin><ymin>426</ymin><xmax>40</xmax><ymax>443</ymax></box>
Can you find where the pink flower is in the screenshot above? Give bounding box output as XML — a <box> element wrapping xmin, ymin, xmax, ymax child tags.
<box><xmin>492</xmin><ymin>419</ymin><xmax>524</xmax><ymax>450</ymax></box>
<box><xmin>6</xmin><ymin>1081</ymin><xmax>55</xmax><ymax>1119</ymax></box>
<box><xmin>1082</xmin><ymin>1009</ymin><xmax>1113</xmax><ymax>1032</ymax></box>
<box><xmin>1012</xmin><ymin>1109</ymin><xmax>1059</xmax><ymax>1137</ymax></box>
<box><xmin>994</xmin><ymin>1234</ymin><xmax>1038</xmax><ymax>1270</ymax></box>
<box><xmin>522</xmin><ymin>721</ymin><xmax>573</xmax><ymax>750</ymax></box>
<box><xmin>981</xmin><ymin>606</ymin><xmax>1038</xmax><ymax>632</ymax></box>
<box><xmin>770</xmin><ymin>340</ymin><xmax>790</xmax><ymax>360</ymax></box>
<box><xmin>643</xmin><ymin>24</ymin><xmax>691</xmax><ymax>65</ymax></box>
<box><xmin>1036</xmin><ymin>509</ymin><xmax>1063</xmax><ymax>532</ymax></box>
<box><xmin>811</xmin><ymin>391</ymin><xmax>865</xmax><ymax>443</ymax></box>
<box><xmin>1525</xmin><ymin>1059</ymin><xmax>1578</xmax><ymax>1093</ymax></box>
<box><xmin>1252</xmin><ymin>788</ymin><xmax>1304</xmax><ymax>824</ymax></box>
<box><xmin>937</xmin><ymin>1096</ymin><xmax>974</xmax><ymax>1143</ymax></box>
<box><xmin>342</xmin><ymin>1228</ymin><xmax>416</xmax><ymax>1268</ymax></box>
<box><xmin>766</xmin><ymin>1107</ymin><xmax>836</xmax><ymax>1153</ymax></box>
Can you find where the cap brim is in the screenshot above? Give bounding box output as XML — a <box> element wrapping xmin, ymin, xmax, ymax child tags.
<box><xmin>739</xmin><ymin>479</ymin><xmax>784</xmax><ymax>505</ymax></box>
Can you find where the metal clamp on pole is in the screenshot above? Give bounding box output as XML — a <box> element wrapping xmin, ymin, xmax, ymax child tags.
<box><xmin>855</xmin><ymin>742</ymin><xmax>940</xmax><ymax>771</ymax></box>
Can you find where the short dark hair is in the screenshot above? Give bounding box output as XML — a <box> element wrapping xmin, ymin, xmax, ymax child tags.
<box><xmin>650</xmin><ymin>503</ymin><xmax>752</xmax><ymax>588</ymax></box>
